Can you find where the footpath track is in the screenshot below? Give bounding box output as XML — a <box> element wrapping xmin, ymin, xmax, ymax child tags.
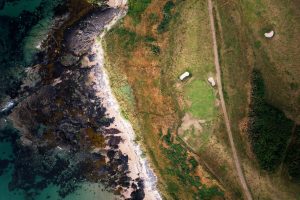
<box><xmin>207</xmin><ymin>0</ymin><xmax>253</xmax><ymax>199</ymax></box>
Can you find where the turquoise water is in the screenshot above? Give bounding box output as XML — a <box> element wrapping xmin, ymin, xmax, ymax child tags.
<box><xmin>0</xmin><ymin>0</ymin><xmax>118</xmax><ymax>199</ymax></box>
<box><xmin>0</xmin><ymin>133</ymin><xmax>117</xmax><ymax>200</ymax></box>
<box><xmin>0</xmin><ymin>141</ymin><xmax>24</xmax><ymax>200</ymax></box>
<box><xmin>22</xmin><ymin>11</ymin><xmax>54</xmax><ymax>64</ymax></box>
<box><xmin>0</xmin><ymin>0</ymin><xmax>43</xmax><ymax>17</ymax></box>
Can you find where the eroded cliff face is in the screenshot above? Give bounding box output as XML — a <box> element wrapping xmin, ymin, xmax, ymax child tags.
<box><xmin>5</xmin><ymin>1</ymin><xmax>145</xmax><ymax>199</ymax></box>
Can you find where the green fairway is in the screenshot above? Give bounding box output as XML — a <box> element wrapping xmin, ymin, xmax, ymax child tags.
<box><xmin>185</xmin><ymin>79</ymin><xmax>216</xmax><ymax>120</ymax></box>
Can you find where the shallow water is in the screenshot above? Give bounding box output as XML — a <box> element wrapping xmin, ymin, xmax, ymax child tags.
<box><xmin>0</xmin><ymin>138</ymin><xmax>117</xmax><ymax>200</ymax></box>
<box><xmin>0</xmin><ymin>0</ymin><xmax>118</xmax><ymax>199</ymax></box>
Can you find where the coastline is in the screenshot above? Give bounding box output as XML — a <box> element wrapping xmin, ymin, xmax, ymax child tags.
<box><xmin>1</xmin><ymin>0</ymin><xmax>162</xmax><ymax>199</ymax></box>
<box><xmin>90</xmin><ymin>2</ymin><xmax>162</xmax><ymax>199</ymax></box>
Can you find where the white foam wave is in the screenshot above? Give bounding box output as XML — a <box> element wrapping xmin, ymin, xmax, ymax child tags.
<box><xmin>91</xmin><ymin>5</ymin><xmax>162</xmax><ymax>200</ymax></box>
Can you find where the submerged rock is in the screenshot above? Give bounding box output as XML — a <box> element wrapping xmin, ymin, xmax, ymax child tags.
<box><xmin>0</xmin><ymin>159</ymin><xmax>10</xmax><ymax>176</ymax></box>
<box><xmin>7</xmin><ymin>3</ymin><xmax>146</xmax><ymax>199</ymax></box>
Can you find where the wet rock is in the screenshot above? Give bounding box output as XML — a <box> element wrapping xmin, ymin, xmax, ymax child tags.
<box><xmin>130</xmin><ymin>189</ymin><xmax>145</xmax><ymax>200</ymax></box>
<box><xmin>131</xmin><ymin>182</ymin><xmax>137</xmax><ymax>190</ymax></box>
<box><xmin>98</xmin><ymin>166</ymin><xmax>109</xmax><ymax>176</ymax></box>
<box><xmin>52</xmin><ymin>62</ymin><xmax>65</xmax><ymax>78</ymax></box>
<box><xmin>22</xmin><ymin>65</ymin><xmax>42</xmax><ymax>89</ymax></box>
<box><xmin>88</xmin><ymin>53</ymin><xmax>96</xmax><ymax>62</ymax></box>
<box><xmin>92</xmin><ymin>152</ymin><xmax>104</xmax><ymax>160</ymax></box>
<box><xmin>60</xmin><ymin>53</ymin><xmax>79</xmax><ymax>67</ymax></box>
<box><xmin>104</xmin><ymin>128</ymin><xmax>121</xmax><ymax>135</ymax></box>
<box><xmin>63</xmin><ymin>8</ymin><xmax>120</xmax><ymax>56</ymax></box>
<box><xmin>20</xmin><ymin>136</ymin><xmax>33</xmax><ymax>147</ymax></box>
<box><xmin>59</xmin><ymin>122</ymin><xmax>80</xmax><ymax>135</ymax></box>
<box><xmin>107</xmin><ymin>149</ymin><xmax>116</xmax><ymax>160</ymax></box>
<box><xmin>137</xmin><ymin>179</ymin><xmax>144</xmax><ymax>189</ymax></box>
<box><xmin>119</xmin><ymin>175</ymin><xmax>131</xmax><ymax>187</ymax></box>
<box><xmin>108</xmin><ymin>135</ymin><xmax>122</xmax><ymax>148</ymax></box>
<box><xmin>0</xmin><ymin>159</ymin><xmax>10</xmax><ymax>176</ymax></box>
<box><xmin>5</xmin><ymin>3</ymin><xmax>142</xmax><ymax>199</ymax></box>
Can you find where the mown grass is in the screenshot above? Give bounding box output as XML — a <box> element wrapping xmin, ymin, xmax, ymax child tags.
<box><xmin>185</xmin><ymin>79</ymin><xmax>216</xmax><ymax>120</ymax></box>
<box><xmin>159</xmin><ymin>0</ymin><xmax>216</xmax><ymax>102</ymax></box>
<box><xmin>160</xmin><ymin>0</ymin><xmax>220</xmax><ymax>154</ymax></box>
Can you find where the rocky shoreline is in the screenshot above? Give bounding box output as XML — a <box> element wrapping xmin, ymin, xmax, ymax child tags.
<box><xmin>91</xmin><ymin>28</ymin><xmax>161</xmax><ymax>200</ymax></box>
<box><xmin>2</xmin><ymin>1</ymin><xmax>160</xmax><ymax>199</ymax></box>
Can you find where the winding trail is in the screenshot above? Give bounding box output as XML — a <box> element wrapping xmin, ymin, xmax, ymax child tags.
<box><xmin>207</xmin><ymin>0</ymin><xmax>253</xmax><ymax>199</ymax></box>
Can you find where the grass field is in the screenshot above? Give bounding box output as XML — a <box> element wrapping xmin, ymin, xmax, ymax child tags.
<box><xmin>185</xmin><ymin>79</ymin><xmax>216</xmax><ymax>120</ymax></box>
<box><xmin>104</xmin><ymin>0</ymin><xmax>300</xmax><ymax>199</ymax></box>
<box><xmin>239</xmin><ymin>0</ymin><xmax>300</xmax><ymax>121</ymax></box>
<box><xmin>215</xmin><ymin>0</ymin><xmax>300</xmax><ymax>199</ymax></box>
<box><xmin>103</xmin><ymin>0</ymin><xmax>231</xmax><ymax>199</ymax></box>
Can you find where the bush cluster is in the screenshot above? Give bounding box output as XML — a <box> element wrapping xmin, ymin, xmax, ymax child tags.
<box><xmin>128</xmin><ymin>0</ymin><xmax>152</xmax><ymax>25</ymax></box>
<box><xmin>248</xmin><ymin>70</ymin><xmax>294</xmax><ymax>171</ymax></box>
<box><xmin>157</xmin><ymin>1</ymin><xmax>175</xmax><ymax>33</ymax></box>
<box><xmin>161</xmin><ymin>129</ymin><xmax>223</xmax><ymax>199</ymax></box>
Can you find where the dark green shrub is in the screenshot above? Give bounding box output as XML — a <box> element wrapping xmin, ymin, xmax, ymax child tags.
<box><xmin>160</xmin><ymin>130</ymin><xmax>223</xmax><ymax>199</ymax></box>
<box><xmin>248</xmin><ymin>70</ymin><xmax>294</xmax><ymax>171</ymax></box>
<box><xmin>128</xmin><ymin>0</ymin><xmax>152</xmax><ymax>25</ymax></box>
<box><xmin>113</xmin><ymin>28</ymin><xmax>140</xmax><ymax>52</ymax></box>
<box><xmin>157</xmin><ymin>1</ymin><xmax>175</xmax><ymax>33</ymax></box>
<box><xmin>150</xmin><ymin>45</ymin><xmax>160</xmax><ymax>55</ymax></box>
<box><xmin>254</xmin><ymin>40</ymin><xmax>261</xmax><ymax>49</ymax></box>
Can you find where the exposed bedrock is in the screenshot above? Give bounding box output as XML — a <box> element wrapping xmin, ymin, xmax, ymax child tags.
<box><xmin>6</xmin><ymin>5</ymin><xmax>145</xmax><ymax>199</ymax></box>
<box><xmin>63</xmin><ymin>7</ymin><xmax>120</xmax><ymax>56</ymax></box>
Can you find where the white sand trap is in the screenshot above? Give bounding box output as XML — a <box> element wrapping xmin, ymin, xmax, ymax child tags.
<box><xmin>264</xmin><ymin>30</ymin><xmax>274</xmax><ymax>38</ymax></box>
<box><xmin>179</xmin><ymin>71</ymin><xmax>190</xmax><ymax>81</ymax></box>
<box><xmin>208</xmin><ymin>77</ymin><xmax>216</xmax><ymax>87</ymax></box>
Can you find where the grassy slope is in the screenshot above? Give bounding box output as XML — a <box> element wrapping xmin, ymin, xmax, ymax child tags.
<box><xmin>162</xmin><ymin>0</ymin><xmax>219</xmax><ymax>152</ymax></box>
<box><xmin>104</xmin><ymin>0</ymin><xmax>225</xmax><ymax>199</ymax></box>
<box><xmin>240</xmin><ymin>0</ymin><xmax>300</xmax><ymax>122</ymax></box>
<box><xmin>104</xmin><ymin>0</ymin><xmax>300</xmax><ymax>199</ymax></box>
<box><xmin>162</xmin><ymin>1</ymin><xmax>246</xmax><ymax>198</ymax></box>
<box><xmin>215</xmin><ymin>0</ymin><xmax>300</xmax><ymax>199</ymax></box>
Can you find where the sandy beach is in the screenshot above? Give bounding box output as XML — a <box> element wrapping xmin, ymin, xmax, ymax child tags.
<box><xmin>87</xmin><ymin>2</ymin><xmax>162</xmax><ymax>199</ymax></box>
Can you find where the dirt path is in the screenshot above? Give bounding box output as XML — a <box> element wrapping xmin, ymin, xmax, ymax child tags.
<box><xmin>207</xmin><ymin>0</ymin><xmax>253</xmax><ymax>199</ymax></box>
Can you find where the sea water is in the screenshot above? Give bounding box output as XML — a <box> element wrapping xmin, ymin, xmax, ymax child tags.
<box><xmin>0</xmin><ymin>0</ymin><xmax>117</xmax><ymax>199</ymax></box>
<box><xmin>0</xmin><ymin>132</ymin><xmax>116</xmax><ymax>200</ymax></box>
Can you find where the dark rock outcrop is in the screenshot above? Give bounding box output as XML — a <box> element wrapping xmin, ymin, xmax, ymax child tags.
<box><xmin>63</xmin><ymin>8</ymin><xmax>120</xmax><ymax>56</ymax></box>
<box><xmin>6</xmin><ymin>3</ymin><xmax>145</xmax><ymax>199</ymax></box>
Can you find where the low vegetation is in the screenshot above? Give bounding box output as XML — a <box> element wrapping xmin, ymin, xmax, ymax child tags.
<box><xmin>128</xmin><ymin>0</ymin><xmax>152</xmax><ymax>25</ymax></box>
<box><xmin>104</xmin><ymin>0</ymin><xmax>228</xmax><ymax>198</ymax></box>
<box><xmin>284</xmin><ymin>126</ymin><xmax>300</xmax><ymax>182</ymax></box>
<box><xmin>161</xmin><ymin>130</ymin><xmax>224</xmax><ymax>200</ymax></box>
<box><xmin>108</xmin><ymin>28</ymin><xmax>140</xmax><ymax>53</ymax></box>
<box><xmin>157</xmin><ymin>1</ymin><xmax>175</xmax><ymax>33</ymax></box>
<box><xmin>215</xmin><ymin>0</ymin><xmax>300</xmax><ymax>198</ymax></box>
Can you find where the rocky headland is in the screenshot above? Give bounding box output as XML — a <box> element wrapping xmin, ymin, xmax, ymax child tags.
<box><xmin>1</xmin><ymin>0</ymin><xmax>160</xmax><ymax>199</ymax></box>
